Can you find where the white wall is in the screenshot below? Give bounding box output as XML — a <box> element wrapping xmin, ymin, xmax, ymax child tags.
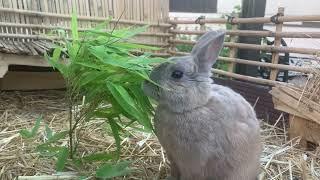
<box><xmin>265</xmin><ymin>0</ymin><xmax>320</xmax><ymax>15</ymax></box>
<box><xmin>217</xmin><ymin>0</ymin><xmax>241</xmax><ymax>14</ymax></box>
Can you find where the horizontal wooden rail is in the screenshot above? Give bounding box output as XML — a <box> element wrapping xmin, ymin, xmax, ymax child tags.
<box><xmin>169</xmin><ymin>15</ymin><xmax>320</xmax><ymax>25</ymax></box>
<box><xmin>0</xmin><ymin>33</ymin><xmax>170</xmax><ymax>47</ymax></box>
<box><xmin>169</xmin><ymin>29</ymin><xmax>320</xmax><ymax>38</ymax></box>
<box><xmin>0</xmin><ymin>33</ymin><xmax>50</xmax><ymax>40</ymax></box>
<box><xmin>0</xmin><ymin>22</ymin><xmax>172</xmax><ymax>37</ymax></box>
<box><xmin>0</xmin><ymin>7</ymin><xmax>172</xmax><ymax>27</ymax></box>
<box><xmin>219</xmin><ymin>57</ymin><xmax>313</xmax><ymax>73</ymax></box>
<box><xmin>169</xmin><ymin>39</ymin><xmax>320</xmax><ymax>55</ymax></box>
<box><xmin>168</xmin><ymin>50</ymin><xmax>315</xmax><ymax>74</ymax></box>
<box><xmin>212</xmin><ymin>69</ymin><xmax>286</xmax><ymax>86</ymax></box>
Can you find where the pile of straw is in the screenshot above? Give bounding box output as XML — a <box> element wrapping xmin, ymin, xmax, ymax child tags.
<box><xmin>0</xmin><ymin>90</ymin><xmax>320</xmax><ymax>180</ymax></box>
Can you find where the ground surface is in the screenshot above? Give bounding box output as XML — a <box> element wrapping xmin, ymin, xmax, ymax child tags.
<box><xmin>0</xmin><ymin>90</ymin><xmax>320</xmax><ymax>180</ymax></box>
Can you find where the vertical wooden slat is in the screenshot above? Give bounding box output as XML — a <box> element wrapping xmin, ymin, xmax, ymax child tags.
<box><xmin>17</xmin><ymin>0</ymin><xmax>25</xmax><ymax>38</ymax></box>
<box><xmin>78</xmin><ymin>0</ymin><xmax>84</xmax><ymax>28</ymax></box>
<box><xmin>89</xmin><ymin>0</ymin><xmax>95</xmax><ymax>27</ymax></box>
<box><xmin>36</xmin><ymin>0</ymin><xmax>42</xmax><ymax>35</ymax></box>
<box><xmin>101</xmin><ymin>0</ymin><xmax>106</xmax><ymax>17</ymax></box>
<box><xmin>2</xmin><ymin>0</ymin><xmax>13</xmax><ymax>40</ymax></box>
<box><xmin>58</xmin><ymin>0</ymin><xmax>64</xmax><ymax>24</ymax></box>
<box><xmin>12</xmin><ymin>0</ymin><xmax>20</xmax><ymax>40</ymax></box>
<box><xmin>54</xmin><ymin>0</ymin><xmax>62</xmax><ymax>27</ymax></box>
<box><xmin>66</xmin><ymin>0</ymin><xmax>72</xmax><ymax>38</ymax></box>
<box><xmin>107</xmin><ymin>0</ymin><xmax>113</xmax><ymax>18</ymax></box>
<box><xmin>50</xmin><ymin>0</ymin><xmax>57</xmax><ymax>26</ymax></box>
<box><xmin>141</xmin><ymin>0</ymin><xmax>145</xmax><ymax>21</ymax></box>
<box><xmin>112</xmin><ymin>0</ymin><xmax>118</xmax><ymax>19</ymax></box>
<box><xmin>38</xmin><ymin>0</ymin><xmax>45</xmax><ymax>35</ymax></box>
<box><xmin>0</xmin><ymin>0</ymin><xmax>6</xmax><ymax>36</ymax></box>
<box><xmin>270</xmin><ymin>7</ymin><xmax>285</xmax><ymax>81</ymax></box>
<box><xmin>21</xmin><ymin>0</ymin><xmax>30</xmax><ymax>41</ymax></box>
<box><xmin>97</xmin><ymin>0</ymin><xmax>102</xmax><ymax>17</ymax></box>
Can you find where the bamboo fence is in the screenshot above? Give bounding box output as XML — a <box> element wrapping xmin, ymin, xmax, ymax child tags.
<box><xmin>168</xmin><ymin>7</ymin><xmax>320</xmax><ymax>85</ymax></box>
<box><xmin>1</xmin><ymin>2</ymin><xmax>320</xmax><ymax>86</ymax></box>
<box><xmin>0</xmin><ymin>0</ymin><xmax>171</xmax><ymax>55</ymax></box>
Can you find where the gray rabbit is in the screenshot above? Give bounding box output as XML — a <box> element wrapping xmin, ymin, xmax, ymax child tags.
<box><xmin>143</xmin><ymin>30</ymin><xmax>261</xmax><ymax>180</ymax></box>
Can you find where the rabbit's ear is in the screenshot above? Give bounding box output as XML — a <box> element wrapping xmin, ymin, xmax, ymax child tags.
<box><xmin>191</xmin><ymin>30</ymin><xmax>225</xmax><ymax>74</ymax></box>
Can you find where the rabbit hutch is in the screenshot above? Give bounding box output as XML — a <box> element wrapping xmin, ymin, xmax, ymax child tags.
<box><xmin>1</xmin><ymin>0</ymin><xmax>320</xmax><ymax>179</ymax></box>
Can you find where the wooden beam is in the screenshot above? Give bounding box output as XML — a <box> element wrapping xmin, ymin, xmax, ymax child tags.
<box><xmin>0</xmin><ymin>7</ymin><xmax>171</xmax><ymax>27</ymax></box>
<box><xmin>0</xmin><ymin>71</ymin><xmax>65</xmax><ymax>90</ymax></box>
<box><xmin>212</xmin><ymin>69</ymin><xmax>285</xmax><ymax>86</ymax></box>
<box><xmin>169</xmin><ymin>29</ymin><xmax>320</xmax><ymax>39</ymax></box>
<box><xmin>168</xmin><ymin>39</ymin><xmax>320</xmax><ymax>55</ymax></box>
<box><xmin>169</xmin><ymin>15</ymin><xmax>320</xmax><ymax>25</ymax></box>
<box><xmin>270</xmin><ymin>7</ymin><xmax>285</xmax><ymax>81</ymax></box>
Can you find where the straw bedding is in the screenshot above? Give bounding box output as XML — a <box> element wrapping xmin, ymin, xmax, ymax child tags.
<box><xmin>0</xmin><ymin>90</ymin><xmax>319</xmax><ymax>180</ymax></box>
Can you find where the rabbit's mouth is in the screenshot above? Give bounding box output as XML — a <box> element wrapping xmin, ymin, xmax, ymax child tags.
<box><xmin>142</xmin><ymin>80</ymin><xmax>160</xmax><ymax>101</ymax></box>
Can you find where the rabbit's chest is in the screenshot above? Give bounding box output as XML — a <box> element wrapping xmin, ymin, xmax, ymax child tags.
<box><xmin>154</xmin><ymin>107</ymin><xmax>222</xmax><ymax>155</ymax></box>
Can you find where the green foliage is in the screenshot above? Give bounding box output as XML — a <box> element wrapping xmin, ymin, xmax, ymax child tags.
<box><xmin>176</xmin><ymin>35</ymin><xmax>194</xmax><ymax>52</ymax></box>
<box><xmin>96</xmin><ymin>161</ymin><xmax>132</xmax><ymax>179</ymax></box>
<box><xmin>46</xmin><ymin>12</ymin><xmax>162</xmax><ymax>151</ymax></box>
<box><xmin>19</xmin><ymin>116</ymin><xmax>42</xmax><ymax>139</ymax></box>
<box><xmin>20</xmin><ymin>12</ymin><xmax>166</xmax><ymax>179</ymax></box>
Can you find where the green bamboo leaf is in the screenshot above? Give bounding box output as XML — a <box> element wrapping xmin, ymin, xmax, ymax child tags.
<box><xmin>81</xmin><ymin>151</ymin><xmax>117</xmax><ymax>162</ymax></box>
<box><xmin>19</xmin><ymin>116</ymin><xmax>42</xmax><ymax>139</ymax></box>
<box><xmin>114</xmin><ymin>42</ymin><xmax>160</xmax><ymax>51</ymax></box>
<box><xmin>44</xmin><ymin>130</ymin><xmax>69</xmax><ymax>144</ymax></box>
<box><xmin>96</xmin><ymin>161</ymin><xmax>132</xmax><ymax>179</ymax></box>
<box><xmin>56</xmin><ymin>147</ymin><xmax>69</xmax><ymax>171</ymax></box>
<box><xmin>106</xmin><ymin>83</ymin><xmax>152</xmax><ymax>131</ymax></box>
<box><xmin>128</xmin><ymin>85</ymin><xmax>154</xmax><ymax>116</ymax></box>
<box><xmin>112</xmin><ymin>25</ymin><xmax>148</xmax><ymax>40</ymax></box>
<box><xmin>45</xmin><ymin>124</ymin><xmax>53</xmax><ymax>139</ymax></box>
<box><xmin>108</xmin><ymin>118</ymin><xmax>121</xmax><ymax>157</ymax></box>
<box><xmin>71</xmin><ymin>11</ymin><xmax>79</xmax><ymax>41</ymax></box>
<box><xmin>45</xmin><ymin>53</ymin><xmax>67</xmax><ymax>76</ymax></box>
<box><xmin>75</xmin><ymin>61</ymin><xmax>104</xmax><ymax>70</ymax></box>
<box><xmin>52</xmin><ymin>47</ymin><xmax>62</xmax><ymax>62</ymax></box>
<box><xmin>36</xmin><ymin>144</ymin><xmax>61</xmax><ymax>157</ymax></box>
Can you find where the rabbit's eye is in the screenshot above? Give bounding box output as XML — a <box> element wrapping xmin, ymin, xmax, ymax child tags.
<box><xmin>171</xmin><ymin>70</ymin><xmax>183</xmax><ymax>79</ymax></box>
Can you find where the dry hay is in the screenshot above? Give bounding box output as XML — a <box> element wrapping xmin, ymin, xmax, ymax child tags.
<box><xmin>0</xmin><ymin>90</ymin><xmax>320</xmax><ymax>180</ymax></box>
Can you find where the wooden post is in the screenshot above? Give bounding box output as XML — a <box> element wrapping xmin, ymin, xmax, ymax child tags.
<box><xmin>270</xmin><ymin>7</ymin><xmax>285</xmax><ymax>81</ymax></box>
<box><xmin>169</xmin><ymin>17</ymin><xmax>178</xmax><ymax>54</ymax></box>
<box><xmin>228</xmin><ymin>15</ymin><xmax>238</xmax><ymax>73</ymax></box>
<box><xmin>199</xmin><ymin>19</ymin><xmax>206</xmax><ymax>31</ymax></box>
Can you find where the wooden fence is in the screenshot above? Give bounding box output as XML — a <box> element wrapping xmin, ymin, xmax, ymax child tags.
<box><xmin>0</xmin><ymin>0</ymin><xmax>170</xmax><ymax>55</ymax></box>
<box><xmin>167</xmin><ymin>7</ymin><xmax>320</xmax><ymax>86</ymax></box>
<box><xmin>1</xmin><ymin>2</ymin><xmax>320</xmax><ymax>87</ymax></box>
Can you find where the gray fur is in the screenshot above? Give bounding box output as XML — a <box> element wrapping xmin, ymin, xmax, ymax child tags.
<box><xmin>143</xmin><ymin>30</ymin><xmax>261</xmax><ymax>180</ymax></box>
